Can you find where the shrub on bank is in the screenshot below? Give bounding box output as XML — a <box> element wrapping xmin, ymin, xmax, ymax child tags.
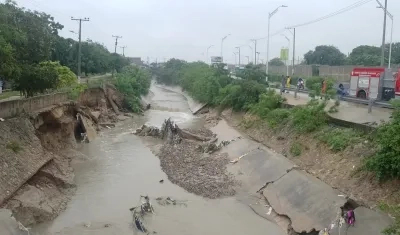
<box><xmin>318</xmin><ymin>126</ymin><xmax>362</xmax><ymax>152</ymax></box>
<box><xmin>291</xmin><ymin>100</ymin><xmax>327</xmax><ymax>133</ymax></box>
<box><xmin>114</xmin><ymin>65</ymin><xmax>151</xmax><ymax>112</ymax></box>
<box><xmin>365</xmin><ymin>101</ymin><xmax>400</xmax><ymax>181</ymax></box>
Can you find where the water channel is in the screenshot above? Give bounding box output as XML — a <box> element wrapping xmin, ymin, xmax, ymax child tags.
<box><xmin>32</xmin><ymin>84</ymin><xmax>285</xmax><ymax>235</ymax></box>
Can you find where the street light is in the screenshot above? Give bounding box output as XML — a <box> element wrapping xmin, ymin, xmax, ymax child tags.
<box><xmin>281</xmin><ymin>34</ymin><xmax>290</xmax><ymax>76</ymax></box>
<box><xmin>221</xmin><ymin>34</ymin><xmax>231</xmax><ymax>62</ymax></box>
<box><xmin>206</xmin><ymin>45</ymin><xmax>214</xmax><ymax>65</ymax></box>
<box><xmin>376</xmin><ymin>0</ymin><xmax>394</xmax><ymax>68</ymax></box>
<box><xmin>266</xmin><ymin>5</ymin><xmax>288</xmax><ymax>81</ymax></box>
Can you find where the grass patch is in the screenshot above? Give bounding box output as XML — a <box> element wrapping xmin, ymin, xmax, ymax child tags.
<box><xmin>379</xmin><ymin>202</ymin><xmax>400</xmax><ymax>235</ymax></box>
<box><xmin>0</xmin><ymin>90</ymin><xmax>20</xmax><ymax>100</ymax></box>
<box><xmin>318</xmin><ymin>126</ymin><xmax>362</xmax><ymax>152</ymax></box>
<box><xmin>266</xmin><ymin>108</ymin><xmax>291</xmax><ymax>128</ymax></box>
<box><xmin>290</xmin><ymin>142</ymin><xmax>302</xmax><ymax>156</ymax></box>
<box><xmin>6</xmin><ymin>141</ymin><xmax>22</xmax><ymax>153</ymax></box>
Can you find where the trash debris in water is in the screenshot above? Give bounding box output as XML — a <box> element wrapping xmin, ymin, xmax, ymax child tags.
<box><xmin>159</xmin><ymin>179</ymin><xmax>164</xmax><ymax>183</ymax></box>
<box><xmin>129</xmin><ymin>195</ymin><xmax>155</xmax><ymax>233</ymax></box>
<box><xmin>155</xmin><ymin>196</ymin><xmax>188</xmax><ymax>207</ymax></box>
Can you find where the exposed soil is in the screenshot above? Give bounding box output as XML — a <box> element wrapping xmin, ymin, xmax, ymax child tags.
<box><xmin>219</xmin><ymin>109</ymin><xmax>400</xmax><ymax>208</ymax></box>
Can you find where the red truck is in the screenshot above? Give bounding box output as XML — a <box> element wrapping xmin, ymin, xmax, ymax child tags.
<box><xmin>349</xmin><ymin>67</ymin><xmax>400</xmax><ymax>101</ymax></box>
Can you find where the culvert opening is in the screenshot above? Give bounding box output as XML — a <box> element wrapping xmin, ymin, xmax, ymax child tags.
<box><xmin>74</xmin><ymin>117</ymin><xmax>87</xmax><ymax>142</ymax></box>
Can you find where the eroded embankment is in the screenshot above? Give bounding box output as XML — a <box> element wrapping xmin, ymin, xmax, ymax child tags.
<box><xmin>0</xmin><ymin>84</ymin><xmax>143</xmax><ymax>228</ymax></box>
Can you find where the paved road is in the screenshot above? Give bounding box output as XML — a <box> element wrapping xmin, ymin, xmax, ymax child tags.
<box><xmin>277</xmin><ymin>89</ymin><xmax>392</xmax><ymax>125</ymax></box>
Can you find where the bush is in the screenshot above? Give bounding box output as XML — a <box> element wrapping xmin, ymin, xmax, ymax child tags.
<box><xmin>365</xmin><ymin>101</ymin><xmax>400</xmax><ymax>180</ymax></box>
<box><xmin>114</xmin><ymin>65</ymin><xmax>151</xmax><ymax>112</ymax></box>
<box><xmin>291</xmin><ymin>100</ymin><xmax>327</xmax><ymax>133</ymax></box>
<box><xmin>249</xmin><ymin>89</ymin><xmax>286</xmax><ymax>119</ymax></box>
<box><xmin>306</xmin><ymin>76</ymin><xmax>336</xmax><ymax>100</ymax></box>
<box><xmin>318</xmin><ymin>127</ymin><xmax>361</xmax><ymax>152</ymax></box>
<box><xmin>216</xmin><ymin>80</ymin><xmax>265</xmax><ymax>111</ymax></box>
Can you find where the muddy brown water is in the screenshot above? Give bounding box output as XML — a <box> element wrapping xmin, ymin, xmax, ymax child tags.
<box><xmin>32</xmin><ymin>84</ymin><xmax>285</xmax><ymax>235</ymax></box>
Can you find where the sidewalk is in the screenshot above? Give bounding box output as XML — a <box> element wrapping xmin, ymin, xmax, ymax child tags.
<box><xmin>278</xmin><ymin>90</ymin><xmax>392</xmax><ymax>125</ymax></box>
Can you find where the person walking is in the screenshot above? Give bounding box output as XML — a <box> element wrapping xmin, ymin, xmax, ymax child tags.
<box><xmin>286</xmin><ymin>76</ymin><xmax>291</xmax><ymax>93</ymax></box>
<box><xmin>321</xmin><ymin>79</ymin><xmax>327</xmax><ymax>99</ymax></box>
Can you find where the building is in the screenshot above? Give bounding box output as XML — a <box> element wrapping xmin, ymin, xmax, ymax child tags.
<box><xmin>127</xmin><ymin>57</ymin><xmax>144</xmax><ymax>66</ymax></box>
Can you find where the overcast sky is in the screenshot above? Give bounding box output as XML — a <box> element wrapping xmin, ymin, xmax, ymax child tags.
<box><xmin>12</xmin><ymin>0</ymin><xmax>400</xmax><ymax>64</ymax></box>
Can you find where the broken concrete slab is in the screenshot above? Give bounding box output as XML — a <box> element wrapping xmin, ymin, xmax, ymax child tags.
<box><xmin>77</xmin><ymin>114</ymin><xmax>97</xmax><ymax>142</ymax></box>
<box><xmin>0</xmin><ymin>209</ymin><xmax>24</xmax><ymax>235</ymax></box>
<box><xmin>329</xmin><ymin>207</ymin><xmax>393</xmax><ymax>235</ymax></box>
<box><xmin>264</xmin><ymin>170</ymin><xmax>347</xmax><ymax>233</ymax></box>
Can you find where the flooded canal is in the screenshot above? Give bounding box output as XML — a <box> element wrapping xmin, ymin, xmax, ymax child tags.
<box><xmin>32</xmin><ymin>84</ymin><xmax>285</xmax><ymax>235</ymax></box>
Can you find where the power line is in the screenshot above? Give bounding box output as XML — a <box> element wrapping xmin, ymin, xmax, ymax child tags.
<box><xmin>287</xmin><ymin>0</ymin><xmax>373</xmax><ymax>28</ymax></box>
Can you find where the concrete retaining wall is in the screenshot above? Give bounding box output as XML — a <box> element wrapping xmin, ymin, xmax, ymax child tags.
<box><xmin>155</xmin><ymin>84</ymin><xmax>207</xmax><ymax>114</ymax></box>
<box><xmin>0</xmin><ymin>93</ymin><xmax>69</xmax><ymax>119</ymax></box>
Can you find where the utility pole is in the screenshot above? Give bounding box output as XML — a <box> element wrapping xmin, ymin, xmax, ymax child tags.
<box><xmin>256</xmin><ymin>52</ymin><xmax>260</xmax><ymax>65</ymax></box>
<box><xmin>251</xmin><ymin>39</ymin><xmax>257</xmax><ymax>64</ymax></box>
<box><xmin>376</xmin><ymin>0</ymin><xmax>393</xmax><ymax>68</ymax></box>
<box><xmin>235</xmin><ymin>47</ymin><xmax>241</xmax><ymax>66</ymax></box>
<box><xmin>120</xmin><ymin>46</ymin><xmax>127</xmax><ymax>56</ymax></box>
<box><xmin>71</xmin><ymin>17</ymin><xmax>90</xmax><ymax>81</ymax></box>
<box><xmin>380</xmin><ymin>0</ymin><xmax>388</xmax><ymax>66</ymax></box>
<box><xmin>286</xmin><ymin>27</ymin><xmax>296</xmax><ymax>75</ymax></box>
<box><xmin>112</xmin><ymin>35</ymin><xmax>122</xmax><ymax>53</ymax></box>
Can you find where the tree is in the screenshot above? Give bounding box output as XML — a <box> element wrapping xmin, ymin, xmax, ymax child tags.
<box><xmin>348</xmin><ymin>45</ymin><xmax>381</xmax><ymax>66</ymax></box>
<box><xmin>240</xmin><ymin>63</ymin><xmax>266</xmax><ymax>83</ymax></box>
<box><xmin>304</xmin><ymin>45</ymin><xmax>346</xmax><ymax>66</ymax></box>
<box><xmin>269</xmin><ymin>58</ymin><xmax>285</xmax><ymax>66</ymax></box>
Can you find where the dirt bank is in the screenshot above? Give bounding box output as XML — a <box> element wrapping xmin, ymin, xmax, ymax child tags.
<box><xmin>0</xmin><ymin>85</ymin><xmax>136</xmax><ymax>228</ymax></box>
<box><xmin>219</xmin><ymin>109</ymin><xmax>400</xmax><ymax>208</ymax></box>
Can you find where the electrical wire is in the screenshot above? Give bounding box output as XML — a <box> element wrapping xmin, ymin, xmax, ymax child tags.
<box><xmin>287</xmin><ymin>0</ymin><xmax>373</xmax><ymax>28</ymax></box>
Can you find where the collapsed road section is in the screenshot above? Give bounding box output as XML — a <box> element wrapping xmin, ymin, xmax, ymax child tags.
<box><xmin>212</xmin><ymin>120</ymin><xmax>393</xmax><ymax>235</ymax></box>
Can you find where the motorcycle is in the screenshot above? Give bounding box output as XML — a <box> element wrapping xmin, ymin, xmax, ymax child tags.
<box><xmin>297</xmin><ymin>80</ymin><xmax>305</xmax><ymax>90</ymax></box>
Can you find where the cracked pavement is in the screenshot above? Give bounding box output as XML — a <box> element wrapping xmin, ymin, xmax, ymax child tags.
<box><xmin>212</xmin><ymin>119</ymin><xmax>393</xmax><ymax>235</ymax></box>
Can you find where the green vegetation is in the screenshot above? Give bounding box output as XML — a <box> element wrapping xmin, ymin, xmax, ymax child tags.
<box><xmin>6</xmin><ymin>141</ymin><xmax>22</xmax><ymax>153</ymax></box>
<box><xmin>0</xmin><ymin>90</ymin><xmax>19</xmax><ymax>100</ymax></box>
<box><xmin>302</xmin><ymin>43</ymin><xmax>400</xmax><ymax>66</ymax></box>
<box><xmin>318</xmin><ymin>127</ymin><xmax>361</xmax><ymax>152</ymax></box>
<box><xmin>290</xmin><ymin>142</ymin><xmax>302</xmax><ymax>157</ymax></box>
<box><xmin>115</xmin><ymin>65</ymin><xmax>151</xmax><ymax>112</ymax></box>
<box><xmin>379</xmin><ymin>202</ymin><xmax>400</xmax><ymax>235</ymax></box>
<box><xmin>0</xmin><ymin>1</ymin><xmax>129</xmax><ymax>97</ymax></box>
<box><xmin>365</xmin><ymin>101</ymin><xmax>400</xmax><ymax>181</ymax></box>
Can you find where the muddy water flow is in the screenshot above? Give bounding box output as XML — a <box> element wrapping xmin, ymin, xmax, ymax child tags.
<box><xmin>32</xmin><ymin>84</ymin><xmax>284</xmax><ymax>235</ymax></box>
